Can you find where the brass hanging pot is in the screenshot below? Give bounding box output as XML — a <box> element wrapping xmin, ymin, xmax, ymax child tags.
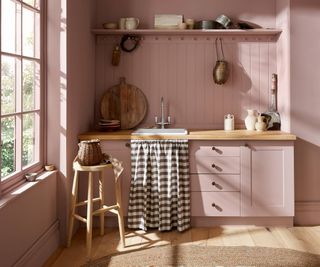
<box><xmin>213</xmin><ymin>37</ymin><xmax>229</xmax><ymax>85</ymax></box>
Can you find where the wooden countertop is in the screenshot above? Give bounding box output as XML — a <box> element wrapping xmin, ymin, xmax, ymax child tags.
<box><xmin>78</xmin><ymin>129</ymin><xmax>296</xmax><ymax>141</ymax></box>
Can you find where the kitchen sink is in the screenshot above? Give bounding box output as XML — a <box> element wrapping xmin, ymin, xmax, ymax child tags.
<box><xmin>132</xmin><ymin>128</ymin><xmax>188</xmax><ymax>135</ymax></box>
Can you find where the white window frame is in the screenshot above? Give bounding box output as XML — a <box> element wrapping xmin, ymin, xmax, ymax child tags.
<box><xmin>0</xmin><ymin>0</ymin><xmax>46</xmax><ymax>195</ymax></box>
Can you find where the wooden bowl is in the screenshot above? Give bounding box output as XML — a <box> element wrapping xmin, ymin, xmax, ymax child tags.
<box><xmin>25</xmin><ymin>173</ymin><xmax>38</xmax><ymax>182</ymax></box>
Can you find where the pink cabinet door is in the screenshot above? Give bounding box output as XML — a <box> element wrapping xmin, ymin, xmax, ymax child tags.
<box><xmin>101</xmin><ymin>141</ymin><xmax>131</xmax><ymax>216</ymax></box>
<box><xmin>241</xmin><ymin>142</ymin><xmax>294</xmax><ymax>216</ymax></box>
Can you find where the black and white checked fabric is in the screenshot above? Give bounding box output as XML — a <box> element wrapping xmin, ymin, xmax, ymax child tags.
<box><xmin>128</xmin><ymin>139</ymin><xmax>190</xmax><ymax>232</ymax></box>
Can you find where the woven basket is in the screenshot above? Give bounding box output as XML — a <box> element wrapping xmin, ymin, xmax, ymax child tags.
<box><xmin>77</xmin><ymin>139</ymin><xmax>103</xmax><ymax>166</ymax></box>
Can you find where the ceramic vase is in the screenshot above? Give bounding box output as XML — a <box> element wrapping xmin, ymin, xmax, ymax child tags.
<box><xmin>245</xmin><ymin>109</ymin><xmax>257</xmax><ymax>130</ymax></box>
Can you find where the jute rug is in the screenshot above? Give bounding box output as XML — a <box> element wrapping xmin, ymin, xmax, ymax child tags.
<box><xmin>83</xmin><ymin>245</ymin><xmax>320</xmax><ymax>267</ymax></box>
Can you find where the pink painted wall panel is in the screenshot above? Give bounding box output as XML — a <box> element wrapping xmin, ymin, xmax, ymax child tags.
<box><xmin>47</xmin><ymin>0</ymin><xmax>97</xmax><ymax>245</ymax></box>
<box><xmin>276</xmin><ymin>0</ymin><xmax>290</xmax><ymax>132</ymax></box>
<box><xmin>290</xmin><ymin>0</ymin><xmax>320</xmax><ymax>146</ymax></box>
<box><xmin>0</xmin><ymin>173</ymin><xmax>57</xmax><ymax>267</ymax></box>
<box><xmin>95</xmin><ymin>0</ymin><xmax>276</xmax><ymax>29</ymax></box>
<box><xmin>66</xmin><ymin>0</ymin><xmax>97</xmax><ymax>244</ymax></box>
<box><xmin>290</xmin><ymin>1</ymin><xmax>320</xmax><ymax>210</ymax></box>
<box><xmin>95</xmin><ymin>36</ymin><xmax>278</xmax><ymax>129</ymax></box>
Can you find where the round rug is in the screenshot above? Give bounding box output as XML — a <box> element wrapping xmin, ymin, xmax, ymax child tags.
<box><xmin>83</xmin><ymin>245</ymin><xmax>320</xmax><ymax>267</ymax></box>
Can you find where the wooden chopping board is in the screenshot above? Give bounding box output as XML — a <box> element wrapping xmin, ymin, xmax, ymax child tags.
<box><xmin>100</xmin><ymin>77</ymin><xmax>148</xmax><ymax>129</ymax></box>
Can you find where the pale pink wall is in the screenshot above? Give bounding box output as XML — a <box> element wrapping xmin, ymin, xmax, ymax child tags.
<box><xmin>94</xmin><ymin>0</ymin><xmax>280</xmax><ymax>129</ymax></box>
<box><xmin>47</xmin><ymin>0</ymin><xmax>68</xmax><ymax>246</ymax></box>
<box><xmin>276</xmin><ymin>0</ymin><xmax>290</xmax><ymax>132</ymax></box>
<box><xmin>66</xmin><ymin>0</ymin><xmax>97</xmax><ymax>239</ymax></box>
<box><xmin>0</xmin><ymin>173</ymin><xmax>58</xmax><ymax>267</ymax></box>
<box><xmin>95</xmin><ymin>35</ymin><xmax>278</xmax><ymax>129</ymax></box>
<box><xmin>47</xmin><ymin>0</ymin><xmax>96</xmax><ymax>245</ymax></box>
<box><xmin>290</xmin><ymin>0</ymin><xmax>320</xmax><ymax>147</ymax></box>
<box><xmin>95</xmin><ymin>0</ymin><xmax>276</xmax><ymax>29</ymax></box>
<box><xmin>290</xmin><ymin>0</ymin><xmax>320</xmax><ymax>214</ymax></box>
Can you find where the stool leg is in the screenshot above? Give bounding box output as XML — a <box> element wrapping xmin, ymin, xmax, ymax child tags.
<box><xmin>99</xmin><ymin>171</ymin><xmax>105</xmax><ymax>236</ymax></box>
<box><xmin>86</xmin><ymin>172</ymin><xmax>94</xmax><ymax>258</ymax></box>
<box><xmin>67</xmin><ymin>170</ymin><xmax>79</xmax><ymax>247</ymax></box>
<box><xmin>115</xmin><ymin>176</ymin><xmax>126</xmax><ymax>247</ymax></box>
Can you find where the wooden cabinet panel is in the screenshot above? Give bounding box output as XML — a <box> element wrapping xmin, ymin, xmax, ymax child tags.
<box><xmin>241</xmin><ymin>143</ymin><xmax>294</xmax><ymax>216</ymax></box>
<box><xmin>191</xmin><ymin>192</ymin><xmax>240</xmax><ymax>216</ymax></box>
<box><xmin>190</xmin><ymin>156</ymin><xmax>240</xmax><ymax>174</ymax></box>
<box><xmin>190</xmin><ymin>174</ymin><xmax>240</xmax><ymax>192</ymax></box>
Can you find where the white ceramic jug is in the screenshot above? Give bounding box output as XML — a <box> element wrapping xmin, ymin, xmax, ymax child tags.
<box><xmin>125</xmin><ymin>17</ymin><xmax>139</xmax><ymax>30</ymax></box>
<box><xmin>245</xmin><ymin>109</ymin><xmax>257</xmax><ymax>131</ymax></box>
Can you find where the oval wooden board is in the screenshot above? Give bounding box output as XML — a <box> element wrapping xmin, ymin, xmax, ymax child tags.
<box><xmin>100</xmin><ymin>78</ymin><xmax>148</xmax><ymax>130</ymax></box>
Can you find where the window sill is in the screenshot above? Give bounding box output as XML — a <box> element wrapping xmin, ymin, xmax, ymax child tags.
<box><xmin>0</xmin><ymin>170</ymin><xmax>57</xmax><ymax>209</ymax></box>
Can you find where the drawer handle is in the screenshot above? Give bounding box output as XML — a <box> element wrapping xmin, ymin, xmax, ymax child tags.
<box><xmin>211</xmin><ymin>163</ymin><xmax>216</xmax><ymax>168</ymax></box>
<box><xmin>211</xmin><ymin>203</ymin><xmax>223</xmax><ymax>212</ymax></box>
<box><xmin>125</xmin><ymin>143</ymin><xmax>131</xmax><ymax>148</ymax></box>
<box><xmin>212</xmin><ymin>146</ymin><xmax>216</xmax><ymax>151</ymax></box>
<box><xmin>212</xmin><ymin>181</ymin><xmax>216</xmax><ymax>186</ymax></box>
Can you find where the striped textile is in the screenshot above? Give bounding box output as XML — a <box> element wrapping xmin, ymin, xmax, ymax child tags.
<box><xmin>128</xmin><ymin>140</ymin><xmax>190</xmax><ymax>232</ymax></box>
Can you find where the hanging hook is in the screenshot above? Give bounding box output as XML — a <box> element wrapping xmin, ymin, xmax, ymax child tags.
<box><xmin>215</xmin><ymin>37</ymin><xmax>225</xmax><ymax>61</ymax></box>
<box><xmin>220</xmin><ymin>38</ymin><xmax>225</xmax><ymax>60</ymax></box>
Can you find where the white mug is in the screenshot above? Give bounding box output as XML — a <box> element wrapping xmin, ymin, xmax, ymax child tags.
<box><xmin>125</xmin><ymin>17</ymin><xmax>139</xmax><ymax>30</ymax></box>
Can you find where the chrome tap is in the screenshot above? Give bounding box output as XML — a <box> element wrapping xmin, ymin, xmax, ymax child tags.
<box><xmin>155</xmin><ymin>97</ymin><xmax>171</xmax><ymax>129</ymax></box>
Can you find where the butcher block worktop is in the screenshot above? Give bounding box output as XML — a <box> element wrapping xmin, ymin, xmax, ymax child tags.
<box><xmin>78</xmin><ymin>129</ymin><xmax>296</xmax><ymax>141</ymax></box>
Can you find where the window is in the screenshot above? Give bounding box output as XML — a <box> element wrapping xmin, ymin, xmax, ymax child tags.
<box><xmin>0</xmin><ymin>0</ymin><xmax>44</xmax><ymax>194</ymax></box>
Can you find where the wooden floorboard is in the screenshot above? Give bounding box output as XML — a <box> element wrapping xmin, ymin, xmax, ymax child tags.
<box><xmin>45</xmin><ymin>226</ymin><xmax>320</xmax><ymax>267</ymax></box>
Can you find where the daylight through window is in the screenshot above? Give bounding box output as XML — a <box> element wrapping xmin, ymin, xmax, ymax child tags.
<box><xmin>0</xmin><ymin>0</ymin><xmax>43</xmax><ymax>189</ymax></box>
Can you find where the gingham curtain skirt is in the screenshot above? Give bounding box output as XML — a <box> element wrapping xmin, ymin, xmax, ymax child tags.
<box><xmin>127</xmin><ymin>140</ymin><xmax>190</xmax><ymax>232</ymax></box>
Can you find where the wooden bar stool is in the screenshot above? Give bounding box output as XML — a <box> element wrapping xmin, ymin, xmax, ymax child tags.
<box><xmin>67</xmin><ymin>157</ymin><xmax>126</xmax><ymax>258</ymax></box>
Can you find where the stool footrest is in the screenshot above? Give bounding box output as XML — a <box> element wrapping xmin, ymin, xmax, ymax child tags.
<box><xmin>74</xmin><ymin>214</ymin><xmax>87</xmax><ymax>223</ymax></box>
<box><xmin>75</xmin><ymin>198</ymin><xmax>101</xmax><ymax>207</ymax></box>
<box><xmin>92</xmin><ymin>204</ymin><xmax>119</xmax><ymax>216</ymax></box>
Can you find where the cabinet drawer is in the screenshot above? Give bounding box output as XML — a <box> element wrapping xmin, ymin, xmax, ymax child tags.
<box><xmin>190</xmin><ymin>156</ymin><xmax>240</xmax><ymax>174</ymax></box>
<box><xmin>191</xmin><ymin>192</ymin><xmax>240</xmax><ymax>216</ymax></box>
<box><xmin>190</xmin><ymin>174</ymin><xmax>240</xmax><ymax>192</ymax></box>
<box><xmin>190</xmin><ymin>142</ymin><xmax>240</xmax><ymax>157</ymax></box>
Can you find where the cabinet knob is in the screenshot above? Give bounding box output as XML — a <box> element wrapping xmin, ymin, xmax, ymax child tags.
<box><xmin>212</xmin><ymin>146</ymin><xmax>216</xmax><ymax>151</ymax></box>
<box><xmin>125</xmin><ymin>143</ymin><xmax>131</xmax><ymax>148</ymax></box>
<box><xmin>211</xmin><ymin>203</ymin><xmax>216</xmax><ymax>207</ymax></box>
<box><xmin>211</xmin><ymin>163</ymin><xmax>216</xmax><ymax>168</ymax></box>
<box><xmin>212</xmin><ymin>181</ymin><xmax>216</xmax><ymax>186</ymax></box>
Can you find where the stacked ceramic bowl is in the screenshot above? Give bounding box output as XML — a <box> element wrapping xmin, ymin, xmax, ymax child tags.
<box><xmin>99</xmin><ymin>119</ymin><xmax>120</xmax><ymax>131</ymax></box>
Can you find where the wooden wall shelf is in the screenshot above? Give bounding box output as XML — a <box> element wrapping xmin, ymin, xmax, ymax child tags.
<box><xmin>92</xmin><ymin>28</ymin><xmax>282</xmax><ymax>37</ymax></box>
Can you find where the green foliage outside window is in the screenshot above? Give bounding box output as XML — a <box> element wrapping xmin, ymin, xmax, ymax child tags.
<box><xmin>1</xmin><ymin>60</ymin><xmax>35</xmax><ymax>178</ymax></box>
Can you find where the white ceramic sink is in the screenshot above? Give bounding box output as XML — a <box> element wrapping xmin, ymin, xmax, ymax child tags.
<box><xmin>132</xmin><ymin>128</ymin><xmax>188</xmax><ymax>135</ymax></box>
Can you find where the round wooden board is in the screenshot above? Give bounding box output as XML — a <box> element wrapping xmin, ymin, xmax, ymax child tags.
<box><xmin>100</xmin><ymin>78</ymin><xmax>148</xmax><ymax>130</ymax></box>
